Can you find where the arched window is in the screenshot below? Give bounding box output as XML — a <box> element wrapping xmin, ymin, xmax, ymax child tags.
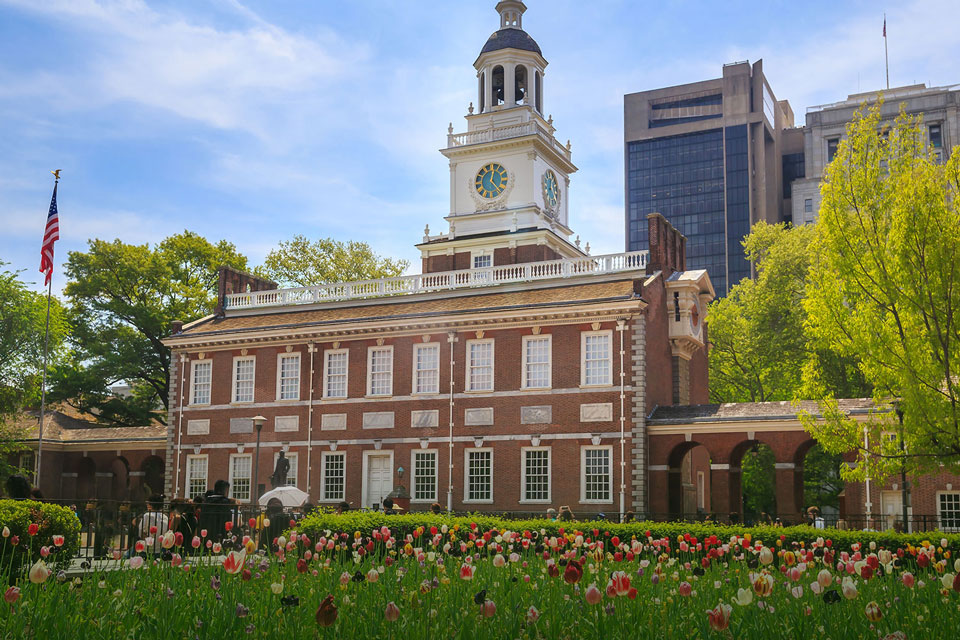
<box><xmin>492</xmin><ymin>65</ymin><xmax>505</xmax><ymax>106</ymax></box>
<box><xmin>535</xmin><ymin>71</ymin><xmax>542</xmax><ymax>113</ymax></box>
<box><xmin>515</xmin><ymin>65</ymin><xmax>527</xmax><ymax>105</ymax></box>
<box><xmin>479</xmin><ymin>72</ymin><xmax>485</xmax><ymax>113</ymax></box>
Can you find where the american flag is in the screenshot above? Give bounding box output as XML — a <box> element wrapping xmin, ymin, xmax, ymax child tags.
<box><xmin>39</xmin><ymin>181</ymin><xmax>59</xmax><ymax>286</ymax></box>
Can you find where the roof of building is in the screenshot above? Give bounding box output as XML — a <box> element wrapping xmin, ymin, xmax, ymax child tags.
<box><xmin>12</xmin><ymin>408</ymin><xmax>166</xmax><ymax>444</ymax></box>
<box><xmin>175</xmin><ymin>279</ymin><xmax>640</xmax><ymax>339</ymax></box>
<box><xmin>479</xmin><ymin>28</ymin><xmax>542</xmax><ymax>57</ymax></box>
<box><xmin>647</xmin><ymin>398</ymin><xmax>876</xmax><ymax>424</ymax></box>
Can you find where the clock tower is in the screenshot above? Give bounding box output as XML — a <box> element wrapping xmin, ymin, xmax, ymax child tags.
<box><xmin>419</xmin><ymin>1</ymin><xmax>582</xmax><ymax>273</ymax></box>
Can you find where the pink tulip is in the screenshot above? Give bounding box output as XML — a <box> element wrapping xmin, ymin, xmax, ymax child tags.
<box><xmin>129</xmin><ymin>556</ymin><xmax>144</xmax><ymax>569</ymax></box>
<box><xmin>192</xmin><ymin>536</ymin><xmax>201</xmax><ymax>549</ymax></box>
<box><xmin>112</xmin><ymin>549</ymin><xmax>122</xmax><ymax>561</ymax></box>
<box><xmin>605</xmin><ymin>581</ymin><xmax>618</xmax><ymax>598</ymax></box>
<box><xmin>526</xmin><ymin>606</ymin><xmax>540</xmax><ymax>623</ymax></box>
<box><xmin>678</xmin><ymin>581</ymin><xmax>693</xmax><ymax>597</ymax></box>
<box><xmin>340</xmin><ymin>571</ymin><xmax>351</xmax><ymax>585</ymax></box>
<box><xmin>40</xmin><ymin>546</ymin><xmax>50</xmax><ymax>558</ymax></box>
<box><xmin>171</xmin><ymin>553</ymin><xmax>182</xmax><ymax>567</ymax></box>
<box><xmin>481</xmin><ymin>599</ymin><xmax>496</xmax><ymax>618</ymax></box>
<box><xmin>200</xmin><ymin>529</ymin><xmax>207</xmax><ymax>538</ymax></box>
<box><xmin>817</xmin><ymin>569</ymin><xmax>832</xmax><ymax>587</ymax></box>
<box><xmin>366</xmin><ymin>569</ymin><xmax>379</xmax><ymax>583</ymax></box>
<box><xmin>611</xmin><ymin>571</ymin><xmax>631</xmax><ymax>596</ymax></box>
<box><xmin>585</xmin><ymin>584</ymin><xmax>603</xmax><ymax>605</ymax></box>
<box><xmin>212</xmin><ymin>543</ymin><xmax>222</xmax><ymax>554</ymax></box>
<box><xmin>161</xmin><ymin>531</ymin><xmax>175</xmax><ymax>550</ymax></box>
<box><xmin>902</xmin><ymin>572</ymin><xmax>915</xmax><ymax>588</ymax></box>
<box><xmin>3</xmin><ymin>587</ymin><xmax>19</xmax><ymax>604</ymax></box>
<box><xmin>384</xmin><ymin>601</ymin><xmax>400</xmax><ymax>622</ymax></box>
<box><xmin>706</xmin><ymin>603</ymin><xmax>732</xmax><ymax>631</ymax></box>
<box><xmin>492</xmin><ymin>554</ymin><xmax>505</xmax><ymax>568</ymax></box>
<box><xmin>52</xmin><ymin>535</ymin><xmax>65</xmax><ymax>547</ymax></box>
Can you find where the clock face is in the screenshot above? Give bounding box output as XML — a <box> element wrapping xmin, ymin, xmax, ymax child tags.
<box><xmin>542</xmin><ymin>170</ymin><xmax>559</xmax><ymax>210</ymax></box>
<box><xmin>475</xmin><ymin>163</ymin><xmax>509</xmax><ymax>199</ymax></box>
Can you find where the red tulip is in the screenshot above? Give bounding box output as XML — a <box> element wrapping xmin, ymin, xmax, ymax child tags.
<box><xmin>248</xmin><ymin>518</ymin><xmax>257</xmax><ymax>528</ymax></box>
<box><xmin>3</xmin><ymin>587</ymin><xmax>19</xmax><ymax>604</ymax></box>
<box><xmin>174</xmin><ymin>532</ymin><xmax>183</xmax><ymax>547</ymax></box>
<box><xmin>902</xmin><ymin>572</ymin><xmax>915</xmax><ymax>588</ymax></box>
<box><xmin>225</xmin><ymin>522</ymin><xmax>233</xmax><ymax>532</ymax></box>
<box><xmin>52</xmin><ymin>535</ymin><xmax>64</xmax><ymax>547</ymax></box>
<box><xmin>149</xmin><ymin>525</ymin><xmax>157</xmax><ymax>535</ymax></box>
<box><xmin>297</xmin><ymin>559</ymin><xmax>308</xmax><ymax>574</ymax></box>
<box><xmin>563</xmin><ymin>562</ymin><xmax>582</xmax><ymax>585</ymax></box>
<box><xmin>678</xmin><ymin>581</ymin><xmax>693</xmax><ymax>597</ymax></box>
<box><xmin>316</xmin><ymin>595</ymin><xmax>338</xmax><ymax>627</ymax></box>
<box><xmin>242</xmin><ymin>569</ymin><xmax>251</xmax><ymax>581</ymax></box>
<box><xmin>27</xmin><ymin>524</ymin><xmax>38</xmax><ymax>536</ymax></box>
<box><xmin>460</xmin><ymin>564</ymin><xmax>475</xmax><ymax>580</ymax></box>
<box><xmin>953</xmin><ymin>573</ymin><xmax>960</xmax><ymax>593</ymax></box>
<box><xmin>481</xmin><ymin>599</ymin><xmax>496</xmax><ymax>618</ymax></box>
<box><xmin>706</xmin><ymin>603</ymin><xmax>732</xmax><ymax>631</ymax></box>
<box><xmin>918</xmin><ymin>553</ymin><xmax>930</xmax><ymax>568</ymax></box>
<box><xmin>10</xmin><ymin>536</ymin><xmax>18</xmax><ymax>546</ymax></box>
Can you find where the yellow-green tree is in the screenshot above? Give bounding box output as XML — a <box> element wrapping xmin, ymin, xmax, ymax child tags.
<box><xmin>257</xmin><ymin>236</ymin><xmax>408</xmax><ymax>288</ymax></box>
<box><xmin>803</xmin><ymin>102</ymin><xmax>960</xmax><ymax>482</ymax></box>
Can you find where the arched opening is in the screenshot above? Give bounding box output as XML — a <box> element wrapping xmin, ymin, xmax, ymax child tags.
<box><xmin>76</xmin><ymin>457</ymin><xmax>96</xmax><ymax>502</ymax></box>
<box><xmin>667</xmin><ymin>442</ymin><xmax>712</xmax><ymax>521</ymax></box>
<box><xmin>535</xmin><ymin>71</ymin><xmax>542</xmax><ymax>113</ymax></box>
<box><xmin>799</xmin><ymin>441</ymin><xmax>843</xmax><ymax>527</ymax></box>
<box><xmin>737</xmin><ymin>442</ymin><xmax>777</xmax><ymax>525</ymax></box>
<box><xmin>492</xmin><ymin>65</ymin><xmax>505</xmax><ymax>106</ymax></box>
<box><xmin>478</xmin><ymin>72</ymin><xmax>485</xmax><ymax>113</ymax></box>
<box><xmin>514</xmin><ymin>65</ymin><xmax>527</xmax><ymax>105</ymax></box>
<box><xmin>110</xmin><ymin>457</ymin><xmax>130</xmax><ymax>501</ymax></box>
<box><xmin>141</xmin><ymin>455</ymin><xmax>165</xmax><ymax>498</ymax></box>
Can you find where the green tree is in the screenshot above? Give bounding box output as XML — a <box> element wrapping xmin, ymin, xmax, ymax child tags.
<box><xmin>0</xmin><ymin>263</ymin><xmax>68</xmax><ymax>478</ymax></box>
<box><xmin>257</xmin><ymin>235</ymin><xmax>408</xmax><ymax>288</ymax></box>
<box><xmin>707</xmin><ymin>222</ymin><xmax>869</xmax><ymax>403</ymax></box>
<box><xmin>802</xmin><ymin>102</ymin><xmax>960</xmax><ymax>482</ymax></box>
<box><xmin>740</xmin><ymin>444</ymin><xmax>776</xmax><ymax>519</ymax></box>
<box><xmin>51</xmin><ymin>232</ymin><xmax>248</xmax><ymax>425</ymax></box>
<box><xmin>802</xmin><ymin>444</ymin><xmax>843</xmax><ymax>512</ymax></box>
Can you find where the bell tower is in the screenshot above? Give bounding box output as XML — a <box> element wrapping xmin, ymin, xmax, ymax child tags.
<box><xmin>418</xmin><ymin>1</ymin><xmax>581</xmax><ymax>274</ymax></box>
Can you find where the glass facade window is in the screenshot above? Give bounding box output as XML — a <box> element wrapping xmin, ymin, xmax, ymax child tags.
<box><xmin>650</xmin><ymin>94</ymin><xmax>722</xmax><ymax>110</ymax></box>
<box><xmin>725</xmin><ymin>125</ymin><xmax>751</xmax><ymax>289</ymax></box>
<box><xmin>782</xmin><ymin>152</ymin><xmax>805</xmax><ymax>199</ymax></box>
<box><xmin>626</xmin><ymin>128</ymin><xmax>729</xmax><ymax>295</ymax></box>
<box><xmin>762</xmin><ymin>83</ymin><xmax>776</xmax><ymax>126</ymax></box>
<box><xmin>929</xmin><ymin>124</ymin><xmax>943</xmax><ymax>149</ymax></box>
<box><xmin>804</xmin><ymin>199</ymin><xmax>813</xmax><ymax>214</ymax></box>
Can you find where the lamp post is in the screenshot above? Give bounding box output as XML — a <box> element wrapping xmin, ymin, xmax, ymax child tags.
<box><xmin>895</xmin><ymin>404</ymin><xmax>910</xmax><ymax>533</ymax></box>
<box><xmin>252</xmin><ymin>415</ymin><xmax>266</xmax><ymax>506</ymax></box>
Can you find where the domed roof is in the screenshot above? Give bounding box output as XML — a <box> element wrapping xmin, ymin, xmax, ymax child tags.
<box><xmin>479</xmin><ymin>28</ymin><xmax>542</xmax><ymax>57</ymax></box>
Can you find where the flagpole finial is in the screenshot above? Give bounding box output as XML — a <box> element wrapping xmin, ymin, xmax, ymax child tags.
<box><xmin>51</xmin><ymin>169</ymin><xmax>61</xmax><ymax>181</ymax></box>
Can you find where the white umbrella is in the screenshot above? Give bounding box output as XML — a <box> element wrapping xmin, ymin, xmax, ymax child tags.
<box><xmin>258</xmin><ymin>486</ymin><xmax>308</xmax><ymax>507</ymax></box>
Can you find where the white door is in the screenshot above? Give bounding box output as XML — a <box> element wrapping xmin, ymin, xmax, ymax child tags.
<box><xmin>880</xmin><ymin>491</ymin><xmax>902</xmax><ymax>531</ymax></box>
<box><xmin>366</xmin><ymin>455</ymin><xmax>393</xmax><ymax>509</ymax></box>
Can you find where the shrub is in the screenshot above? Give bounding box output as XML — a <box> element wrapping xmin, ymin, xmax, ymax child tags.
<box><xmin>297</xmin><ymin>511</ymin><xmax>960</xmax><ymax>553</ymax></box>
<box><xmin>0</xmin><ymin>499</ymin><xmax>81</xmax><ymax>575</ymax></box>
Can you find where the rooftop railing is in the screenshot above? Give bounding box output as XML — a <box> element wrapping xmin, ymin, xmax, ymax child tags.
<box><xmin>224</xmin><ymin>250</ymin><xmax>649</xmax><ymax>311</ymax></box>
<box><xmin>447</xmin><ymin>120</ymin><xmax>571</xmax><ymax>160</ymax></box>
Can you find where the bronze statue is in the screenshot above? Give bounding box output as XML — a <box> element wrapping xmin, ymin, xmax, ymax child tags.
<box><xmin>270</xmin><ymin>451</ymin><xmax>290</xmax><ymax>489</ymax></box>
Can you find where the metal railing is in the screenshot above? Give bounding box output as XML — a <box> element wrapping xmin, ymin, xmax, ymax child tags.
<box><xmin>224</xmin><ymin>250</ymin><xmax>649</xmax><ymax>310</ymax></box>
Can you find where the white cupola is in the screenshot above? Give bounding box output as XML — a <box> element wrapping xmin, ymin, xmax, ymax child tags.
<box><xmin>475</xmin><ymin>1</ymin><xmax>546</xmax><ymax>115</ymax></box>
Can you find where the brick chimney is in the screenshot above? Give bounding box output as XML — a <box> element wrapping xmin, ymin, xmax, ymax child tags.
<box><xmin>215</xmin><ymin>266</ymin><xmax>278</xmax><ymax>316</ymax></box>
<box><xmin>645</xmin><ymin>213</ymin><xmax>686</xmax><ymax>275</ymax></box>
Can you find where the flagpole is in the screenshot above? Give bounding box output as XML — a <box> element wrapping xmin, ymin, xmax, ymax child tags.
<box><xmin>36</xmin><ymin>171</ymin><xmax>59</xmax><ymax>489</ymax></box>
<box><xmin>36</xmin><ymin>277</ymin><xmax>53</xmax><ymax>487</ymax></box>
<box><xmin>884</xmin><ymin>13</ymin><xmax>890</xmax><ymax>90</ymax></box>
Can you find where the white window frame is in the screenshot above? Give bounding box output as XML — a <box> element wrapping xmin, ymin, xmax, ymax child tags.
<box><xmin>410</xmin><ymin>449</ymin><xmax>438</xmax><ymax>503</ymax></box>
<box><xmin>185</xmin><ymin>454</ymin><xmax>208</xmax><ymax>500</ymax></box>
<box><xmin>463</xmin><ymin>447</ymin><xmax>494</xmax><ymax>504</ymax></box>
<box><xmin>466</xmin><ymin>339</ymin><xmax>495</xmax><ymax>392</ymax></box>
<box><xmin>228</xmin><ymin>453</ymin><xmax>253</xmax><ymax>502</ymax></box>
<box><xmin>580</xmin><ymin>330</ymin><xmax>613</xmax><ymax>387</ymax></box>
<box><xmin>276</xmin><ymin>352</ymin><xmax>301</xmax><ymax>401</ymax></box>
<box><xmin>320</xmin><ymin>451</ymin><xmax>346</xmax><ymax>502</ymax></box>
<box><xmin>580</xmin><ymin>445</ymin><xmax>613</xmax><ymax>504</ymax></box>
<box><xmin>189</xmin><ymin>359</ymin><xmax>212</xmax><ymax>406</ymax></box>
<box><xmin>231</xmin><ymin>356</ymin><xmax>256</xmax><ymax>404</ymax></box>
<box><xmin>521</xmin><ymin>335</ymin><xmax>552</xmax><ymax>390</ymax></box>
<box><xmin>412</xmin><ymin>343</ymin><xmax>440</xmax><ymax>395</ymax></box>
<box><xmin>272</xmin><ymin>451</ymin><xmax>298</xmax><ymax>487</ymax></box>
<box><xmin>472</xmin><ymin>251</ymin><xmax>492</xmax><ymax>269</ymax></box>
<box><xmin>937</xmin><ymin>491</ymin><xmax>960</xmax><ymax>533</ymax></box>
<box><xmin>520</xmin><ymin>446</ymin><xmax>551</xmax><ymax>504</ymax></box>
<box><xmin>367</xmin><ymin>345</ymin><xmax>394</xmax><ymax>397</ymax></box>
<box><xmin>322</xmin><ymin>349</ymin><xmax>349</xmax><ymax>399</ymax></box>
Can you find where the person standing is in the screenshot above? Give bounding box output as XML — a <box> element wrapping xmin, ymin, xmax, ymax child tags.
<box><xmin>137</xmin><ymin>495</ymin><xmax>169</xmax><ymax>556</ymax></box>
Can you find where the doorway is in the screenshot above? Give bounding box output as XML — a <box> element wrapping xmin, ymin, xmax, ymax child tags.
<box><xmin>363</xmin><ymin>452</ymin><xmax>393</xmax><ymax>510</ymax></box>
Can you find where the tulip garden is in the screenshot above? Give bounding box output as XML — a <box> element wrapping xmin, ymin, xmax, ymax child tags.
<box><xmin>3</xmin><ymin>513</ymin><xmax>960</xmax><ymax>638</ymax></box>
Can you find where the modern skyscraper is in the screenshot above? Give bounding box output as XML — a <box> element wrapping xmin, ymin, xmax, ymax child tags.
<box><xmin>624</xmin><ymin>61</ymin><xmax>794</xmax><ymax>296</ymax></box>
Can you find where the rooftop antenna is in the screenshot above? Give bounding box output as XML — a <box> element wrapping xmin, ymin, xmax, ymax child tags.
<box><xmin>883</xmin><ymin>14</ymin><xmax>890</xmax><ymax>90</ymax></box>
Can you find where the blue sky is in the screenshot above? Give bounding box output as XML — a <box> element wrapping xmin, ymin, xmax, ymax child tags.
<box><xmin>2</xmin><ymin>0</ymin><xmax>958</xmax><ymax>294</ymax></box>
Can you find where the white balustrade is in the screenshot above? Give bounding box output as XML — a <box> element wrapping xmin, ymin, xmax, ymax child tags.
<box><xmin>223</xmin><ymin>250</ymin><xmax>649</xmax><ymax>311</ymax></box>
<box><xmin>447</xmin><ymin>120</ymin><xmax>571</xmax><ymax>160</ymax></box>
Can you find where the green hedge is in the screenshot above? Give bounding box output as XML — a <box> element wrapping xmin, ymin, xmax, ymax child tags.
<box><xmin>296</xmin><ymin>511</ymin><xmax>960</xmax><ymax>552</ymax></box>
<box><xmin>0</xmin><ymin>499</ymin><xmax>81</xmax><ymax>576</ymax></box>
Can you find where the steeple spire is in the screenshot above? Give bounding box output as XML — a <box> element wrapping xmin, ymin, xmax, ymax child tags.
<box><xmin>496</xmin><ymin>1</ymin><xmax>526</xmax><ymax>29</ymax></box>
